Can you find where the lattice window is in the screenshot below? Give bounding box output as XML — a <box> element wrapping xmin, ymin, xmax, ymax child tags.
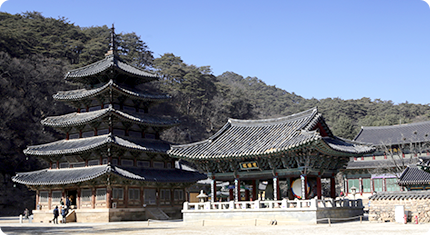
<box><xmin>52</xmin><ymin>191</ymin><xmax>62</xmax><ymax>205</ymax></box>
<box><xmin>386</xmin><ymin>178</ymin><xmax>401</xmax><ymax>192</ymax></box>
<box><xmin>72</xmin><ymin>162</ymin><xmax>85</xmax><ymax>168</ymax></box>
<box><xmin>373</xmin><ymin>178</ymin><xmax>383</xmax><ymax>192</ymax></box>
<box><xmin>88</xmin><ymin>160</ymin><xmax>100</xmax><ymax>166</ymax></box>
<box><xmin>59</xmin><ymin>162</ymin><xmax>69</xmax><ymax>168</ymax></box>
<box><xmin>81</xmin><ymin>189</ymin><xmax>92</xmax><ymax>202</ymax></box>
<box><xmin>113</xmin><ymin>188</ymin><xmax>124</xmax><ymax>200</ymax></box>
<box><xmin>144</xmin><ymin>189</ymin><xmax>156</xmax><ymax>205</ymax></box>
<box><xmin>137</xmin><ymin>161</ymin><xmax>150</xmax><ymax>168</ymax></box>
<box><xmin>121</xmin><ymin>159</ymin><xmax>133</xmax><ymax>166</ymax></box>
<box><xmin>348</xmin><ymin>179</ymin><xmax>360</xmax><ymax>193</ymax></box>
<box><xmin>174</xmin><ymin>189</ymin><xmax>184</xmax><ymax>201</ymax></box>
<box><xmin>39</xmin><ymin>191</ymin><xmax>48</xmax><ymax>203</ymax></box>
<box><xmin>363</xmin><ymin>178</ymin><xmax>371</xmax><ymax>193</ymax></box>
<box><xmin>96</xmin><ymin>188</ymin><xmax>106</xmax><ymax>201</ymax></box>
<box><xmin>153</xmin><ymin>161</ymin><xmax>164</xmax><ymax>169</ymax></box>
<box><xmin>128</xmin><ymin>188</ymin><xmax>140</xmax><ymax>200</ymax></box>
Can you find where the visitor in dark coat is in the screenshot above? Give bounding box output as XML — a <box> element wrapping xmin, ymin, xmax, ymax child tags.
<box><xmin>61</xmin><ymin>206</ymin><xmax>67</xmax><ymax>224</ymax></box>
<box><xmin>66</xmin><ymin>197</ymin><xmax>71</xmax><ymax>209</ymax></box>
<box><xmin>53</xmin><ymin>206</ymin><xmax>59</xmax><ymax>224</ymax></box>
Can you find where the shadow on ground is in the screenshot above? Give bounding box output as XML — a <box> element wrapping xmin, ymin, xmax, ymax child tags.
<box><xmin>1</xmin><ymin>225</ymin><xmax>171</xmax><ymax>235</ymax></box>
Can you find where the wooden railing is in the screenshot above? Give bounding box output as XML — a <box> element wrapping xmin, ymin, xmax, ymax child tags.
<box><xmin>183</xmin><ymin>198</ymin><xmax>363</xmax><ymax>211</ymax></box>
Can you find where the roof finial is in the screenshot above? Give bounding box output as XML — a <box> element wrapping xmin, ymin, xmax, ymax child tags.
<box><xmin>105</xmin><ymin>23</ymin><xmax>116</xmax><ymax>56</ymax></box>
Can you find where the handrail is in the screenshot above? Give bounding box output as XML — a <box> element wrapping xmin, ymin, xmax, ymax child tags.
<box><xmin>183</xmin><ymin>198</ymin><xmax>363</xmax><ymax>211</ymax></box>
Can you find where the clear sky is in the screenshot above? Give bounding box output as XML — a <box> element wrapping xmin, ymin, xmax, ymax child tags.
<box><xmin>1</xmin><ymin>0</ymin><xmax>430</xmax><ymax>105</ymax></box>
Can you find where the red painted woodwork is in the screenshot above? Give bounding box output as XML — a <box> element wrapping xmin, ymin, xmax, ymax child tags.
<box><xmin>317</xmin><ymin>176</ymin><xmax>322</xmax><ymax>199</ymax></box>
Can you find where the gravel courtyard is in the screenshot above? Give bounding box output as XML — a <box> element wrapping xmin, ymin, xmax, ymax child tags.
<box><xmin>1</xmin><ymin>219</ymin><xmax>430</xmax><ymax>235</ymax></box>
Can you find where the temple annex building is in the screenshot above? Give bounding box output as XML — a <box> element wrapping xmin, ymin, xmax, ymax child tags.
<box><xmin>11</xmin><ymin>27</ymin><xmax>205</xmax><ymax>223</ymax></box>
<box><xmin>169</xmin><ymin>108</ymin><xmax>375</xmax><ymax>224</ymax></box>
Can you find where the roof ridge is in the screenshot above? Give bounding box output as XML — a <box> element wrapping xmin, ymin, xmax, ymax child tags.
<box><xmin>361</xmin><ymin>120</ymin><xmax>430</xmax><ymax>130</ymax></box>
<box><xmin>228</xmin><ymin>107</ymin><xmax>317</xmax><ymax>127</ymax></box>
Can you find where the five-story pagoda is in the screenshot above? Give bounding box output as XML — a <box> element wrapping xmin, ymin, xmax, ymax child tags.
<box><xmin>12</xmin><ymin>26</ymin><xmax>205</xmax><ymax>223</ymax></box>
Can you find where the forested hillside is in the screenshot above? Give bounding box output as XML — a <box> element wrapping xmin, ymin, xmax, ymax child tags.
<box><xmin>1</xmin><ymin>11</ymin><xmax>430</xmax><ymax>214</ymax></box>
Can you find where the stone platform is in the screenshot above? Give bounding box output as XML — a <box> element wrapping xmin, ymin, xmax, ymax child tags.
<box><xmin>182</xmin><ymin>198</ymin><xmax>363</xmax><ymax>224</ymax></box>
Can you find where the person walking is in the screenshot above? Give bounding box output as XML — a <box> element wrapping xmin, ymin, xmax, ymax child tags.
<box><xmin>66</xmin><ymin>196</ymin><xmax>71</xmax><ymax>209</ymax></box>
<box><xmin>53</xmin><ymin>206</ymin><xmax>59</xmax><ymax>224</ymax></box>
<box><xmin>61</xmin><ymin>206</ymin><xmax>68</xmax><ymax>224</ymax></box>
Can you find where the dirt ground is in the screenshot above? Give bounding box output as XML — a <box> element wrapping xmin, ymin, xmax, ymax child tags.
<box><xmin>0</xmin><ymin>217</ymin><xmax>430</xmax><ymax>235</ymax></box>
<box><xmin>1</xmin><ymin>219</ymin><xmax>430</xmax><ymax>235</ymax></box>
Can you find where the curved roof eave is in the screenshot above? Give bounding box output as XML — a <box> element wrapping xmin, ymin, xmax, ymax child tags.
<box><xmin>64</xmin><ymin>54</ymin><xmax>157</xmax><ymax>84</ymax></box>
<box><xmin>23</xmin><ymin>134</ymin><xmax>171</xmax><ymax>157</ymax></box>
<box><xmin>41</xmin><ymin>106</ymin><xmax>180</xmax><ymax>128</ymax></box>
<box><xmin>54</xmin><ymin>80</ymin><xmax>170</xmax><ymax>102</ymax></box>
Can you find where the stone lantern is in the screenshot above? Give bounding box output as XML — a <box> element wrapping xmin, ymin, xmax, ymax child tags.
<box><xmin>350</xmin><ymin>186</ymin><xmax>357</xmax><ymax>199</ymax></box>
<box><xmin>197</xmin><ymin>190</ymin><xmax>208</xmax><ymax>203</ymax></box>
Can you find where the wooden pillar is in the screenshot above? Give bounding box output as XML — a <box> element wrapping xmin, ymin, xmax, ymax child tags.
<box><xmin>359</xmin><ymin>178</ymin><xmax>363</xmax><ymax>196</ymax></box>
<box><xmin>106</xmin><ymin>187</ymin><xmax>112</xmax><ymax>209</ymax></box>
<box><xmin>185</xmin><ymin>188</ymin><xmax>190</xmax><ymax>202</ymax></box>
<box><xmin>170</xmin><ymin>188</ymin><xmax>175</xmax><ymax>205</ymax></box>
<box><xmin>140</xmin><ymin>187</ymin><xmax>145</xmax><ymax>206</ymax></box>
<box><xmin>210</xmin><ymin>178</ymin><xmax>216</xmax><ymax>203</ymax></box>
<box><xmin>35</xmin><ymin>190</ymin><xmax>39</xmax><ymax>210</ymax></box>
<box><xmin>77</xmin><ymin>188</ymin><xmax>81</xmax><ymax>209</ymax></box>
<box><xmin>91</xmin><ymin>188</ymin><xmax>96</xmax><ymax>209</ymax></box>
<box><xmin>124</xmin><ymin>186</ymin><xmax>128</xmax><ymax>208</ymax></box>
<box><xmin>48</xmin><ymin>190</ymin><xmax>52</xmax><ymax>210</ymax></box>
<box><xmin>330</xmin><ymin>174</ymin><xmax>336</xmax><ymax>198</ymax></box>
<box><xmin>317</xmin><ymin>175</ymin><xmax>322</xmax><ymax>199</ymax></box>
<box><xmin>245</xmin><ymin>189</ymin><xmax>250</xmax><ymax>201</ymax></box>
<box><xmin>229</xmin><ymin>187</ymin><xmax>234</xmax><ymax>201</ymax></box>
<box><xmin>345</xmin><ymin>177</ymin><xmax>349</xmax><ymax>196</ymax></box>
<box><xmin>288</xmin><ymin>177</ymin><xmax>294</xmax><ymax>200</ymax></box>
<box><xmin>252</xmin><ymin>180</ymin><xmax>257</xmax><ymax>200</ymax></box>
<box><xmin>273</xmin><ymin>176</ymin><xmax>279</xmax><ymax>200</ymax></box>
<box><xmin>234</xmin><ymin>178</ymin><xmax>240</xmax><ymax>202</ymax></box>
<box><xmin>156</xmin><ymin>188</ymin><xmax>160</xmax><ymax>206</ymax></box>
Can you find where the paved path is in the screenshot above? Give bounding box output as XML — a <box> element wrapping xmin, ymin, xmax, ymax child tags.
<box><xmin>0</xmin><ymin>220</ymin><xmax>430</xmax><ymax>235</ymax></box>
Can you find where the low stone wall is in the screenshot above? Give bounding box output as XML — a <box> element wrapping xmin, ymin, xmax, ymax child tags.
<box><xmin>317</xmin><ymin>207</ymin><xmax>363</xmax><ymax>222</ymax></box>
<box><xmin>32</xmin><ymin>208</ymin><xmax>148</xmax><ymax>223</ymax></box>
<box><xmin>183</xmin><ymin>209</ymin><xmax>318</xmax><ymax>225</ymax></box>
<box><xmin>369</xmin><ymin>191</ymin><xmax>430</xmax><ymax>223</ymax></box>
<box><xmin>183</xmin><ymin>208</ymin><xmax>364</xmax><ymax>225</ymax></box>
<box><xmin>32</xmin><ymin>206</ymin><xmax>183</xmax><ymax>223</ymax></box>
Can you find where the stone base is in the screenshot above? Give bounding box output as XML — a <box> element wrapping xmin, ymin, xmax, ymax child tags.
<box><xmin>183</xmin><ymin>207</ymin><xmax>363</xmax><ymax>225</ymax></box>
<box><xmin>32</xmin><ymin>208</ymin><xmax>150</xmax><ymax>223</ymax></box>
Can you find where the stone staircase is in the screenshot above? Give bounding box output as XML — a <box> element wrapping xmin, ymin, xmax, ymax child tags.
<box><xmin>64</xmin><ymin>210</ymin><xmax>76</xmax><ymax>223</ymax></box>
<box><xmin>146</xmin><ymin>208</ymin><xmax>170</xmax><ymax>220</ymax></box>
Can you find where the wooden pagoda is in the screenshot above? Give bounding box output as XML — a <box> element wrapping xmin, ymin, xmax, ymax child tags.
<box><xmin>169</xmin><ymin>108</ymin><xmax>375</xmax><ymax>202</ymax></box>
<box><xmin>12</xmin><ymin>26</ymin><xmax>205</xmax><ymax>223</ymax></box>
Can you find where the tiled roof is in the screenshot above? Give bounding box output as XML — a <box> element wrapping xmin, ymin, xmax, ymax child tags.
<box><xmin>399</xmin><ymin>165</ymin><xmax>430</xmax><ymax>185</ymax></box>
<box><xmin>169</xmin><ymin>108</ymin><xmax>375</xmax><ymax>160</ymax></box>
<box><xmin>23</xmin><ymin>134</ymin><xmax>171</xmax><ymax>156</ymax></box>
<box><xmin>11</xmin><ymin>165</ymin><xmax>206</xmax><ymax>185</ymax></box>
<box><xmin>53</xmin><ymin>80</ymin><xmax>170</xmax><ymax>102</ymax></box>
<box><xmin>346</xmin><ymin>158</ymin><xmax>418</xmax><ymax>170</ymax></box>
<box><xmin>65</xmin><ymin>54</ymin><xmax>158</xmax><ymax>85</ymax></box>
<box><xmin>41</xmin><ymin>105</ymin><xmax>179</xmax><ymax>128</ymax></box>
<box><xmin>354</xmin><ymin>121</ymin><xmax>430</xmax><ymax>145</ymax></box>
<box><xmin>369</xmin><ymin>191</ymin><xmax>430</xmax><ymax>200</ymax></box>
